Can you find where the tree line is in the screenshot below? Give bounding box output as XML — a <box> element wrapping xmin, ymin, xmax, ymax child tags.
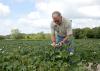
<box><xmin>73</xmin><ymin>27</ymin><xmax>100</xmax><ymax>39</ymax></box>
<box><xmin>0</xmin><ymin>27</ymin><xmax>100</xmax><ymax>40</ymax></box>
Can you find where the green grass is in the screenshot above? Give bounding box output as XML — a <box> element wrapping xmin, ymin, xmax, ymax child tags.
<box><xmin>0</xmin><ymin>39</ymin><xmax>100</xmax><ymax>71</ymax></box>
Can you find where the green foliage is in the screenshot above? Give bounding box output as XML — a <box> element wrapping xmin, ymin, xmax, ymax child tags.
<box><xmin>24</xmin><ymin>33</ymin><xmax>51</xmax><ymax>40</ymax></box>
<box><xmin>10</xmin><ymin>29</ymin><xmax>24</xmax><ymax>39</ymax></box>
<box><xmin>93</xmin><ymin>27</ymin><xmax>100</xmax><ymax>38</ymax></box>
<box><xmin>0</xmin><ymin>35</ymin><xmax>5</xmax><ymax>40</ymax></box>
<box><xmin>1</xmin><ymin>27</ymin><xmax>100</xmax><ymax>40</ymax></box>
<box><xmin>0</xmin><ymin>39</ymin><xmax>100</xmax><ymax>71</ymax></box>
<box><xmin>73</xmin><ymin>27</ymin><xmax>100</xmax><ymax>39</ymax></box>
<box><xmin>73</xmin><ymin>28</ymin><xmax>88</xmax><ymax>39</ymax></box>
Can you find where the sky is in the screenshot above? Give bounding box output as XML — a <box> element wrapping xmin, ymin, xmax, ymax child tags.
<box><xmin>0</xmin><ymin>0</ymin><xmax>100</xmax><ymax>35</ymax></box>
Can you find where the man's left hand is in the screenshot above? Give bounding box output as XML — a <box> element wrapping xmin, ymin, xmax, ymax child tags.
<box><xmin>59</xmin><ymin>41</ymin><xmax>64</xmax><ymax>46</ymax></box>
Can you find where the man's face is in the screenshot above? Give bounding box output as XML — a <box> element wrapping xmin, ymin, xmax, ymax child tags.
<box><xmin>52</xmin><ymin>16</ymin><xmax>62</xmax><ymax>25</ymax></box>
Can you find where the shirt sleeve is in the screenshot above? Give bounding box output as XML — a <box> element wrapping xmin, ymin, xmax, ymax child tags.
<box><xmin>66</xmin><ymin>20</ymin><xmax>73</xmax><ymax>36</ymax></box>
<box><xmin>51</xmin><ymin>23</ymin><xmax>55</xmax><ymax>35</ymax></box>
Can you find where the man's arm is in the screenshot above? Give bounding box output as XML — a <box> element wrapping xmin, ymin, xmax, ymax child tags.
<box><xmin>61</xmin><ymin>34</ymin><xmax>73</xmax><ymax>44</ymax></box>
<box><xmin>51</xmin><ymin>34</ymin><xmax>56</xmax><ymax>43</ymax></box>
<box><xmin>51</xmin><ymin>23</ymin><xmax>56</xmax><ymax>47</ymax></box>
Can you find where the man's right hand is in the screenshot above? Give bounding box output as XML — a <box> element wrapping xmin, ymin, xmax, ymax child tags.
<box><xmin>51</xmin><ymin>42</ymin><xmax>56</xmax><ymax>48</ymax></box>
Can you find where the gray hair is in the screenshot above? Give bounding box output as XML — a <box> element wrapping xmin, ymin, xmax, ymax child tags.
<box><xmin>52</xmin><ymin>11</ymin><xmax>61</xmax><ymax>17</ymax></box>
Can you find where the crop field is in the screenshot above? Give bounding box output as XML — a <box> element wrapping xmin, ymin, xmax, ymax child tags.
<box><xmin>0</xmin><ymin>39</ymin><xmax>100</xmax><ymax>71</ymax></box>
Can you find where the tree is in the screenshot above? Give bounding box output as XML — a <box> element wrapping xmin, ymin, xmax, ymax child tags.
<box><xmin>73</xmin><ymin>28</ymin><xmax>81</xmax><ymax>39</ymax></box>
<box><xmin>10</xmin><ymin>29</ymin><xmax>24</xmax><ymax>39</ymax></box>
<box><xmin>0</xmin><ymin>35</ymin><xmax>5</xmax><ymax>40</ymax></box>
<box><xmin>32</xmin><ymin>32</ymin><xmax>46</xmax><ymax>40</ymax></box>
<box><xmin>86</xmin><ymin>29</ymin><xmax>94</xmax><ymax>38</ymax></box>
<box><xmin>93</xmin><ymin>27</ymin><xmax>100</xmax><ymax>38</ymax></box>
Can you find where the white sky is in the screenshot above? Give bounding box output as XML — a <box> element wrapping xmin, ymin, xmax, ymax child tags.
<box><xmin>0</xmin><ymin>0</ymin><xmax>100</xmax><ymax>35</ymax></box>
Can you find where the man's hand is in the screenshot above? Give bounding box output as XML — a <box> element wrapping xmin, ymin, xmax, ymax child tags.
<box><xmin>59</xmin><ymin>41</ymin><xmax>64</xmax><ymax>46</ymax></box>
<box><xmin>51</xmin><ymin>42</ymin><xmax>56</xmax><ymax>48</ymax></box>
<box><xmin>51</xmin><ymin>41</ymin><xmax>64</xmax><ymax>48</ymax></box>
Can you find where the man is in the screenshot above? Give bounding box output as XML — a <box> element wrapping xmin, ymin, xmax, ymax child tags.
<box><xmin>50</xmin><ymin>11</ymin><xmax>74</xmax><ymax>55</ymax></box>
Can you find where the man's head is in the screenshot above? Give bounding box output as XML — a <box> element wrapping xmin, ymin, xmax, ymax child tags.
<box><xmin>52</xmin><ymin>11</ymin><xmax>62</xmax><ymax>25</ymax></box>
